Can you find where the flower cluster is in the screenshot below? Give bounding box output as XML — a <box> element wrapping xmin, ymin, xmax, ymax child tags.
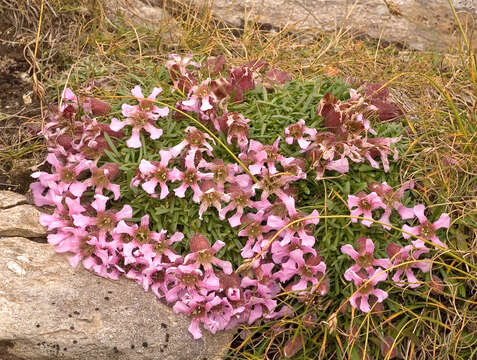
<box><xmin>341</xmin><ymin>182</ymin><xmax>450</xmax><ymax>312</ymax></box>
<box><xmin>31</xmin><ymin>53</ymin><xmax>450</xmax><ymax>340</ymax></box>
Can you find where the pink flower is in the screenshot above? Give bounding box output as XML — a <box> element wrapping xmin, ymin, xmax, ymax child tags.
<box><xmin>220</xmin><ymin>112</ymin><xmax>250</xmax><ymax>150</ymax></box>
<box><xmin>341</xmin><ymin>238</ymin><xmax>391</xmax><ymax>280</ymax></box>
<box><xmin>165</xmin><ymin>264</ymin><xmax>219</xmax><ymax>303</ymax></box>
<box><xmin>184</xmin><ymin>234</ymin><xmax>233</xmax><ymax>275</ymax></box>
<box><xmin>402</xmin><ymin>204</ymin><xmax>450</xmax><ymax>249</ymax></box>
<box><xmin>238</xmin><ymin>210</ymin><xmax>272</xmax><ymax>258</ymax></box>
<box><xmin>219</xmin><ymin>183</ymin><xmax>255</xmax><ymax>227</ymax></box>
<box><xmin>31</xmin><ymin>153</ymin><xmax>91</xmax><ymax>197</ymax></box>
<box><xmin>165</xmin><ymin>53</ymin><xmax>200</xmax><ymax>92</ymax></box>
<box><xmin>347</xmin><ymin>191</ymin><xmax>386</xmax><ymax>227</ymax></box>
<box><xmin>368</xmin><ymin>181</ymin><xmax>414</xmax><ymax>229</ymax></box>
<box><xmin>274</xmin><ymin>254</ymin><xmax>326</xmax><ymax>292</ymax></box>
<box><xmin>181</xmin><ymin>78</ymin><xmax>218</xmax><ymax>113</ymax></box>
<box><xmin>387</xmin><ymin>241</ymin><xmax>430</xmax><ymax>288</ymax></box>
<box><xmin>199</xmin><ymin>160</ymin><xmax>250</xmax><ymax>192</ymax></box>
<box><xmin>347</xmin><ymin>269</ymin><xmax>388</xmax><ymax>313</ymax></box>
<box><xmin>173</xmin><ymin>293</ymin><xmax>227</xmax><ymax>339</ymax></box>
<box><xmin>72</xmin><ymin>194</ymin><xmax>132</xmax><ymax>242</ymax></box>
<box><xmin>266</xmin><ymin>210</ymin><xmax>319</xmax><ymax>247</ymax></box>
<box><xmin>68</xmin><ymin>162</ymin><xmax>121</xmax><ymax>200</ymax></box>
<box><xmin>241</xmin><ymin>262</ymin><xmax>280</xmax><ymax>298</ymax></box>
<box><xmin>284</xmin><ymin>119</ymin><xmax>317</xmax><ymax>150</ymax></box>
<box><xmin>173</xmin><ymin>152</ymin><xmax>214</xmax><ymax>203</ymax></box>
<box><xmin>110</xmin><ymin>85</ymin><xmax>168</xmax><ymax>148</ymax></box>
<box><xmin>197</xmin><ymin>181</ymin><xmax>230</xmax><ymax>219</ymax></box>
<box><xmin>247</xmin><ymin>138</ymin><xmax>284</xmax><ymax>174</ymax></box>
<box><xmin>134</xmin><ymin>151</ymin><xmax>182</xmax><ymax>199</ymax></box>
<box><xmin>171</xmin><ymin>127</ymin><xmax>215</xmax><ymax>159</ymax></box>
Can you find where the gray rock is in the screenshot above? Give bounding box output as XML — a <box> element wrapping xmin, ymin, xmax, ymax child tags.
<box><xmin>170</xmin><ymin>0</ymin><xmax>476</xmax><ymax>50</ymax></box>
<box><xmin>0</xmin><ymin>237</ymin><xmax>232</xmax><ymax>360</ymax></box>
<box><xmin>0</xmin><ymin>205</ymin><xmax>46</xmax><ymax>237</ymax></box>
<box><xmin>103</xmin><ymin>0</ymin><xmax>182</xmax><ymax>44</ymax></box>
<box><xmin>0</xmin><ymin>190</ymin><xmax>26</xmax><ymax>209</ymax></box>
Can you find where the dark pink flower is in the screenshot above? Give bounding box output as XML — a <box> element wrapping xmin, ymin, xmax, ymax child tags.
<box><xmin>219</xmin><ymin>183</ymin><xmax>255</xmax><ymax>227</ymax></box>
<box><xmin>341</xmin><ymin>238</ymin><xmax>391</xmax><ymax>280</ymax></box>
<box><xmin>72</xmin><ymin>194</ymin><xmax>132</xmax><ymax>242</ymax></box>
<box><xmin>387</xmin><ymin>241</ymin><xmax>430</xmax><ymax>288</ymax></box>
<box><xmin>184</xmin><ymin>234</ymin><xmax>233</xmax><ymax>275</ymax></box>
<box><xmin>275</xmin><ymin>254</ymin><xmax>326</xmax><ymax>292</ymax></box>
<box><xmin>347</xmin><ymin>269</ymin><xmax>388</xmax><ymax>313</ymax></box>
<box><xmin>284</xmin><ymin>119</ymin><xmax>317</xmax><ymax>150</ymax></box>
<box><xmin>368</xmin><ymin>181</ymin><xmax>414</xmax><ymax>229</ymax></box>
<box><xmin>402</xmin><ymin>205</ymin><xmax>450</xmax><ymax>249</ymax></box>
<box><xmin>173</xmin><ymin>152</ymin><xmax>214</xmax><ymax>203</ymax></box>
<box><xmin>110</xmin><ymin>85</ymin><xmax>168</xmax><ymax>148</ymax></box>
<box><xmin>171</xmin><ymin>126</ymin><xmax>215</xmax><ymax>159</ymax></box>
<box><xmin>220</xmin><ymin>112</ymin><xmax>250</xmax><ymax>150</ymax></box>
<box><xmin>348</xmin><ymin>191</ymin><xmax>386</xmax><ymax>227</ymax></box>
<box><xmin>134</xmin><ymin>152</ymin><xmax>182</xmax><ymax>199</ymax></box>
<box><xmin>266</xmin><ymin>210</ymin><xmax>319</xmax><ymax>247</ymax></box>
<box><xmin>31</xmin><ymin>153</ymin><xmax>91</xmax><ymax>197</ymax></box>
<box><xmin>197</xmin><ymin>181</ymin><xmax>230</xmax><ymax>219</ymax></box>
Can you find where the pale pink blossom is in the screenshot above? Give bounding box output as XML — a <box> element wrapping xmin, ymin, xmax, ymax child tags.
<box><xmin>402</xmin><ymin>204</ymin><xmax>450</xmax><ymax>249</ymax></box>
<box><xmin>110</xmin><ymin>85</ymin><xmax>168</xmax><ymax>148</ymax></box>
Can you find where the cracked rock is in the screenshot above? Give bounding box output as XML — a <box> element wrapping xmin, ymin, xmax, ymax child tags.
<box><xmin>0</xmin><ymin>237</ymin><xmax>232</xmax><ymax>360</ymax></box>
<box><xmin>0</xmin><ymin>204</ymin><xmax>46</xmax><ymax>237</ymax></box>
<box><xmin>0</xmin><ymin>190</ymin><xmax>27</xmax><ymax>209</ymax></box>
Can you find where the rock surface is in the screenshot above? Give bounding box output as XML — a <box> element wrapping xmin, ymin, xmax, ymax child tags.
<box><xmin>168</xmin><ymin>0</ymin><xmax>476</xmax><ymax>50</ymax></box>
<box><xmin>0</xmin><ymin>237</ymin><xmax>232</xmax><ymax>360</ymax></box>
<box><xmin>0</xmin><ymin>190</ymin><xmax>26</xmax><ymax>209</ymax></box>
<box><xmin>0</xmin><ymin>204</ymin><xmax>46</xmax><ymax>237</ymax></box>
<box><xmin>103</xmin><ymin>0</ymin><xmax>182</xmax><ymax>44</ymax></box>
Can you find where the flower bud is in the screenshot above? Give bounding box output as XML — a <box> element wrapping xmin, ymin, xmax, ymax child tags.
<box><xmin>283</xmin><ymin>335</ymin><xmax>303</xmax><ymax>358</ymax></box>
<box><xmin>88</xmin><ymin>97</ymin><xmax>111</xmax><ymax>116</ymax></box>
<box><xmin>190</xmin><ymin>233</ymin><xmax>211</xmax><ymax>252</ymax></box>
<box><xmin>101</xmin><ymin>163</ymin><xmax>120</xmax><ymax>180</ymax></box>
<box><xmin>380</xmin><ymin>336</ymin><xmax>397</xmax><ymax>359</ymax></box>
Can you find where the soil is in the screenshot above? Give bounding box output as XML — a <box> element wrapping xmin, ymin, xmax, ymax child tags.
<box><xmin>0</xmin><ymin>18</ymin><xmax>44</xmax><ymax>194</ymax></box>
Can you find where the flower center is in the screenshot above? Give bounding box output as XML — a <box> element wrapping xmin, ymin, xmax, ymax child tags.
<box><xmin>97</xmin><ymin>213</ymin><xmax>115</xmax><ymax>230</ymax></box>
<box><xmin>181</xmin><ymin>273</ymin><xmax>198</xmax><ymax>286</ymax></box>
<box><xmin>358</xmin><ymin>255</ymin><xmax>373</xmax><ymax>268</ymax></box>
<box><xmin>134</xmin><ymin>112</ymin><xmax>149</xmax><ymax>127</ymax></box>
<box><xmin>420</xmin><ymin>222</ymin><xmax>434</xmax><ymax>238</ymax></box>
<box><xmin>301</xmin><ymin>265</ymin><xmax>313</xmax><ymax>277</ymax></box>
<box><xmin>289</xmin><ymin>124</ymin><xmax>303</xmax><ymax>138</ymax></box>
<box><xmin>79</xmin><ymin>237</ymin><xmax>95</xmax><ymax>257</ymax></box>
<box><xmin>152</xmin><ymin>270</ymin><xmax>164</xmax><ymax>282</ymax></box>
<box><xmin>359</xmin><ymin>198</ymin><xmax>372</xmax><ymax>210</ymax></box>
<box><xmin>61</xmin><ymin>168</ymin><xmax>76</xmax><ymax>183</ymax></box>
<box><xmin>153</xmin><ymin>240</ymin><xmax>167</xmax><ymax>255</ymax></box>
<box><xmin>155</xmin><ymin>167</ymin><xmax>168</xmax><ymax>182</ymax></box>
<box><xmin>213</xmin><ymin>166</ymin><xmax>228</xmax><ymax>182</ymax></box>
<box><xmin>233</xmin><ymin>193</ymin><xmax>248</xmax><ymax>207</ymax></box>
<box><xmin>359</xmin><ymin>283</ymin><xmax>373</xmax><ymax>294</ymax></box>
<box><xmin>92</xmin><ymin>169</ymin><xmax>109</xmax><ymax>187</ymax></box>
<box><xmin>247</xmin><ymin>223</ymin><xmax>262</xmax><ymax>238</ymax></box>
<box><xmin>139</xmin><ymin>100</ymin><xmax>154</xmax><ymax>111</ymax></box>
<box><xmin>197</xmin><ymin>85</ymin><xmax>210</xmax><ymax>97</ymax></box>
<box><xmin>190</xmin><ymin>305</ymin><xmax>205</xmax><ymax>318</ymax></box>
<box><xmin>135</xmin><ymin>227</ymin><xmax>150</xmax><ymax>244</ymax></box>
<box><xmin>187</xmin><ymin>130</ymin><xmax>204</xmax><ymax>147</ymax></box>
<box><xmin>184</xmin><ymin>170</ymin><xmax>198</xmax><ymax>185</ymax></box>
<box><xmin>197</xmin><ymin>250</ymin><xmax>213</xmax><ymax>264</ymax></box>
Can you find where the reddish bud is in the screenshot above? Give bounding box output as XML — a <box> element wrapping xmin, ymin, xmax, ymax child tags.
<box><xmin>380</xmin><ymin>336</ymin><xmax>397</xmax><ymax>359</ymax></box>
<box><xmin>190</xmin><ymin>233</ymin><xmax>211</xmax><ymax>252</ymax></box>
<box><xmin>386</xmin><ymin>242</ymin><xmax>402</xmax><ymax>258</ymax></box>
<box><xmin>57</xmin><ymin>134</ymin><xmax>73</xmax><ymax>149</ymax></box>
<box><xmin>302</xmin><ymin>313</ymin><xmax>317</xmax><ymax>328</ymax></box>
<box><xmin>88</xmin><ymin>97</ymin><xmax>111</xmax><ymax>116</ymax></box>
<box><xmin>100</xmin><ymin>163</ymin><xmax>120</xmax><ymax>180</ymax></box>
<box><xmin>283</xmin><ymin>335</ymin><xmax>303</xmax><ymax>358</ymax></box>
<box><xmin>429</xmin><ymin>275</ymin><xmax>444</xmax><ymax>294</ymax></box>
